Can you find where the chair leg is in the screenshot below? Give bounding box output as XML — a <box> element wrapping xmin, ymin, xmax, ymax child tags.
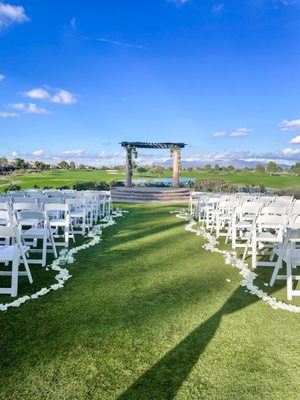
<box><xmin>42</xmin><ymin>235</ymin><xmax>47</xmax><ymax>267</ymax></box>
<box><xmin>10</xmin><ymin>249</ymin><xmax>19</xmax><ymax>297</ymax></box>
<box><xmin>48</xmin><ymin>227</ymin><xmax>58</xmax><ymax>259</ymax></box>
<box><xmin>252</xmin><ymin>237</ymin><xmax>257</xmax><ymax>269</ymax></box>
<box><xmin>64</xmin><ymin>227</ymin><xmax>69</xmax><ymax>248</ymax></box>
<box><xmin>287</xmin><ymin>258</ymin><xmax>293</xmax><ymax>301</ymax></box>
<box><xmin>19</xmin><ymin>246</ymin><xmax>33</xmax><ymax>283</ymax></box>
<box><xmin>269</xmin><ymin>256</ymin><xmax>283</xmax><ymax>287</ymax></box>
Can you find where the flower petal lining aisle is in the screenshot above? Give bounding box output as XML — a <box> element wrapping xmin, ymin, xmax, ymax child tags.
<box><xmin>172</xmin><ymin>211</ymin><xmax>300</xmax><ymax>314</ymax></box>
<box><xmin>0</xmin><ymin>210</ymin><xmax>128</xmax><ymax>312</ymax></box>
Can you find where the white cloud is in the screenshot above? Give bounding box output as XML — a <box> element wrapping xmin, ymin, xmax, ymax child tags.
<box><xmin>8</xmin><ymin>146</ymin><xmax>300</xmax><ymax>167</ymax></box>
<box><xmin>93</xmin><ymin>37</ymin><xmax>144</xmax><ymax>49</ymax></box>
<box><xmin>213</xmin><ymin>131</ymin><xmax>227</xmax><ymax>138</ymax></box>
<box><xmin>23</xmin><ymin>88</ymin><xmax>51</xmax><ymax>100</ymax></box>
<box><xmin>61</xmin><ymin>149</ymin><xmax>85</xmax><ymax>157</ymax></box>
<box><xmin>23</xmin><ymin>87</ymin><xmax>78</xmax><ymax>105</ymax></box>
<box><xmin>32</xmin><ymin>149</ymin><xmax>45</xmax><ymax>157</ymax></box>
<box><xmin>289</xmin><ymin>136</ymin><xmax>300</xmax><ymax>144</ymax></box>
<box><xmin>70</xmin><ymin>17</ymin><xmax>76</xmax><ymax>31</ymax></box>
<box><xmin>280</xmin><ymin>119</ymin><xmax>300</xmax><ymax>132</ymax></box>
<box><xmin>274</xmin><ymin>0</ymin><xmax>298</xmax><ymax>6</ymax></box>
<box><xmin>51</xmin><ymin>89</ymin><xmax>78</xmax><ymax>104</ymax></box>
<box><xmin>180</xmin><ymin>148</ymin><xmax>300</xmax><ymax>167</ymax></box>
<box><xmin>0</xmin><ymin>2</ymin><xmax>29</xmax><ymax>29</ymax></box>
<box><xmin>230</xmin><ymin>128</ymin><xmax>252</xmax><ymax>137</ymax></box>
<box><xmin>281</xmin><ymin>147</ymin><xmax>300</xmax><ymax>156</ymax></box>
<box><xmin>0</xmin><ymin>74</ymin><xmax>5</xmax><ymax>81</ymax></box>
<box><xmin>212</xmin><ymin>3</ymin><xmax>224</xmax><ymax>12</ymax></box>
<box><xmin>9</xmin><ymin>103</ymin><xmax>51</xmax><ymax>115</ymax></box>
<box><xmin>0</xmin><ymin>111</ymin><xmax>19</xmax><ymax>118</ymax></box>
<box><xmin>9</xmin><ymin>149</ymin><xmax>127</xmax><ymax>166</ymax></box>
<box><xmin>213</xmin><ymin>128</ymin><xmax>252</xmax><ymax>138</ymax></box>
<box><xmin>167</xmin><ymin>0</ymin><xmax>189</xmax><ymax>5</ymax></box>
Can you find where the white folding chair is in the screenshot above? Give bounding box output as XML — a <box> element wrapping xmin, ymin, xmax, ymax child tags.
<box><xmin>249</xmin><ymin>208</ymin><xmax>288</xmax><ymax>269</ymax></box>
<box><xmin>215</xmin><ymin>198</ymin><xmax>239</xmax><ymax>238</ymax></box>
<box><xmin>65</xmin><ymin>198</ymin><xmax>89</xmax><ymax>235</ymax></box>
<box><xmin>205</xmin><ymin>197</ymin><xmax>221</xmax><ymax>231</ymax></box>
<box><xmin>0</xmin><ymin>226</ymin><xmax>32</xmax><ymax>297</ymax></box>
<box><xmin>188</xmin><ymin>192</ymin><xmax>200</xmax><ymax>215</ymax></box>
<box><xmin>44</xmin><ymin>203</ymin><xmax>74</xmax><ymax>248</ymax></box>
<box><xmin>17</xmin><ymin>210</ymin><xmax>58</xmax><ymax>267</ymax></box>
<box><xmin>268</xmin><ymin>226</ymin><xmax>300</xmax><ymax>300</ymax></box>
<box><xmin>231</xmin><ymin>202</ymin><xmax>261</xmax><ymax>249</ymax></box>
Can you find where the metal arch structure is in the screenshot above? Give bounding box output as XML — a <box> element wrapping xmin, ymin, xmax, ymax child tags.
<box><xmin>120</xmin><ymin>142</ymin><xmax>187</xmax><ymax>187</ymax></box>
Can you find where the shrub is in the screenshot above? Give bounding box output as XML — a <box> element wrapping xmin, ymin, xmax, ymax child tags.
<box><xmin>110</xmin><ymin>180</ymin><xmax>125</xmax><ymax>187</ymax></box>
<box><xmin>4</xmin><ymin>184</ymin><xmax>21</xmax><ymax>193</ymax></box>
<box><xmin>72</xmin><ymin>181</ymin><xmax>110</xmax><ymax>191</ymax></box>
<box><xmin>193</xmin><ymin>178</ymin><xmax>236</xmax><ymax>193</ymax></box>
<box><xmin>257</xmin><ymin>184</ymin><xmax>266</xmax><ymax>193</ymax></box>
<box><xmin>276</xmin><ymin>187</ymin><xmax>300</xmax><ymax>199</ymax></box>
<box><xmin>73</xmin><ymin>182</ymin><xmax>96</xmax><ymax>191</ymax></box>
<box><xmin>57</xmin><ymin>185</ymin><xmax>70</xmax><ymax>190</ymax></box>
<box><xmin>96</xmin><ymin>181</ymin><xmax>110</xmax><ymax>190</ymax></box>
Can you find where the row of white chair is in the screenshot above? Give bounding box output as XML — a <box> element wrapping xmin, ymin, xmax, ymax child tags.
<box><xmin>0</xmin><ymin>190</ymin><xmax>112</xmax><ymax>297</ymax></box>
<box><xmin>190</xmin><ymin>192</ymin><xmax>300</xmax><ymax>300</ymax></box>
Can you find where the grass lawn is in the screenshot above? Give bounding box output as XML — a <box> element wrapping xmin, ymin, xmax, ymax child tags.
<box><xmin>1</xmin><ymin>169</ymin><xmax>300</xmax><ymax>192</ymax></box>
<box><xmin>180</xmin><ymin>171</ymin><xmax>300</xmax><ymax>188</ymax></box>
<box><xmin>1</xmin><ymin>204</ymin><xmax>300</xmax><ymax>399</ymax></box>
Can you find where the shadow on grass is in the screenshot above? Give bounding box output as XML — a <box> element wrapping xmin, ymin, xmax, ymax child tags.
<box><xmin>118</xmin><ymin>281</ymin><xmax>285</xmax><ymax>400</ymax></box>
<box><xmin>0</xmin><ymin>204</ymin><xmax>289</xmax><ymax>398</ymax></box>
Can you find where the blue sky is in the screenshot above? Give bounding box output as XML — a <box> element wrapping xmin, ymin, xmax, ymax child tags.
<box><xmin>1</xmin><ymin>0</ymin><xmax>300</xmax><ymax>166</ymax></box>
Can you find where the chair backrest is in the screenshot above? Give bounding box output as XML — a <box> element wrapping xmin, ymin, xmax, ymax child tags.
<box><xmin>0</xmin><ymin>210</ymin><xmax>13</xmax><ymax>226</ymax></box>
<box><xmin>273</xmin><ymin>196</ymin><xmax>294</xmax><ymax>206</ymax></box>
<box><xmin>234</xmin><ymin>202</ymin><xmax>261</xmax><ymax>219</ymax></box>
<box><xmin>0</xmin><ymin>202</ymin><xmax>10</xmax><ymax>211</ymax></box>
<box><xmin>259</xmin><ymin>196</ymin><xmax>276</xmax><ymax>205</ymax></box>
<box><xmin>8</xmin><ymin>191</ymin><xmax>26</xmax><ymax>198</ymax></box>
<box><xmin>0</xmin><ymin>225</ymin><xmax>17</xmax><ymax>239</ymax></box>
<box><xmin>44</xmin><ymin>203</ymin><xmax>69</xmax><ymax>212</ymax></box>
<box><xmin>206</xmin><ymin>197</ymin><xmax>221</xmax><ymax>207</ymax></box>
<box><xmin>17</xmin><ymin>210</ymin><xmax>46</xmax><ymax>226</ymax></box>
<box><xmin>290</xmin><ymin>214</ymin><xmax>300</xmax><ymax>229</ymax></box>
<box><xmin>65</xmin><ymin>198</ymin><xmax>85</xmax><ymax>206</ymax></box>
<box><xmin>260</xmin><ymin>205</ymin><xmax>287</xmax><ymax>217</ymax></box>
<box><xmin>256</xmin><ymin>213</ymin><xmax>288</xmax><ymax>239</ymax></box>
<box><xmin>12</xmin><ymin>202</ymin><xmax>40</xmax><ymax>212</ymax></box>
<box><xmin>257</xmin><ymin>213</ymin><xmax>287</xmax><ymax>225</ymax></box>
<box><xmin>44</xmin><ymin>203</ymin><xmax>70</xmax><ymax>224</ymax></box>
<box><xmin>0</xmin><ymin>225</ymin><xmax>26</xmax><ymax>257</ymax></box>
<box><xmin>25</xmin><ymin>189</ymin><xmax>43</xmax><ymax>199</ymax></box>
<box><xmin>41</xmin><ymin>197</ymin><xmax>63</xmax><ymax>205</ymax></box>
<box><xmin>12</xmin><ymin>197</ymin><xmax>37</xmax><ymax>204</ymax></box>
<box><xmin>43</xmin><ymin>190</ymin><xmax>63</xmax><ymax>197</ymax></box>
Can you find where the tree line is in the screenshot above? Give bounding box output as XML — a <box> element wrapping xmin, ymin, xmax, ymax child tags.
<box><xmin>1</xmin><ymin>156</ymin><xmax>300</xmax><ymax>175</ymax></box>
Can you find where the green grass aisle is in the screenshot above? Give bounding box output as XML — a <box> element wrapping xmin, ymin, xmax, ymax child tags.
<box><xmin>1</xmin><ymin>204</ymin><xmax>300</xmax><ymax>399</ymax></box>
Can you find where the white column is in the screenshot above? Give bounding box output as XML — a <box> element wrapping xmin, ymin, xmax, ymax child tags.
<box><xmin>172</xmin><ymin>148</ymin><xmax>180</xmax><ymax>188</ymax></box>
<box><xmin>125</xmin><ymin>147</ymin><xmax>133</xmax><ymax>187</ymax></box>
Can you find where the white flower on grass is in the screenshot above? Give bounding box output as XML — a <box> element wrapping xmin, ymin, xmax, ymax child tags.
<box><xmin>174</xmin><ymin>212</ymin><xmax>300</xmax><ymax>314</ymax></box>
<box><xmin>0</xmin><ymin>210</ymin><xmax>125</xmax><ymax>312</ymax></box>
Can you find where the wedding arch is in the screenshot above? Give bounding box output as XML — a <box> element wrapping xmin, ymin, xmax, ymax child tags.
<box><xmin>120</xmin><ymin>142</ymin><xmax>186</xmax><ymax>187</ymax></box>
